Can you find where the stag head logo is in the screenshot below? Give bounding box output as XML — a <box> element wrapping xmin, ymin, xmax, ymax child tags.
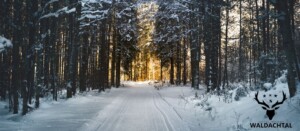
<box><xmin>254</xmin><ymin>91</ymin><xmax>287</xmax><ymax>120</ymax></box>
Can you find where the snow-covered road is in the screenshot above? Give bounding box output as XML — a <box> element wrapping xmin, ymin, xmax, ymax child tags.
<box><xmin>1</xmin><ymin>82</ymin><xmax>195</xmax><ymax>131</ymax></box>
<box><xmin>81</xmin><ymin>82</ymin><xmax>191</xmax><ymax>131</ymax></box>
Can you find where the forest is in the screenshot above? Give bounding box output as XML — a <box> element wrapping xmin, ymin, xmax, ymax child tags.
<box><xmin>0</xmin><ymin>0</ymin><xmax>300</xmax><ymax>119</ymax></box>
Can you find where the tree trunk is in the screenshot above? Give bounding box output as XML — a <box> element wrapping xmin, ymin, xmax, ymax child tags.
<box><xmin>12</xmin><ymin>0</ymin><xmax>22</xmax><ymax>114</ymax></box>
<box><xmin>276</xmin><ymin>0</ymin><xmax>298</xmax><ymax>97</ymax></box>
<box><xmin>67</xmin><ymin>0</ymin><xmax>80</xmax><ymax>98</ymax></box>
<box><xmin>80</xmin><ymin>33</ymin><xmax>89</xmax><ymax>92</ymax></box>
<box><xmin>170</xmin><ymin>56</ymin><xmax>174</xmax><ymax>85</ymax></box>
<box><xmin>99</xmin><ymin>20</ymin><xmax>109</xmax><ymax>92</ymax></box>
<box><xmin>183</xmin><ymin>38</ymin><xmax>187</xmax><ymax>85</ymax></box>
<box><xmin>111</xmin><ymin>29</ymin><xmax>116</xmax><ymax>87</ymax></box>
<box><xmin>223</xmin><ymin>0</ymin><xmax>229</xmax><ymax>88</ymax></box>
<box><xmin>116</xmin><ymin>36</ymin><xmax>121</xmax><ymax>88</ymax></box>
<box><xmin>176</xmin><ymin>42</ymin><xmax>181</xmax><ymax>85</ymax></box>
<box><xmin>190</xmin><ymin>1</ymin><xmax>200</xmax><ymax>89</ymax></box>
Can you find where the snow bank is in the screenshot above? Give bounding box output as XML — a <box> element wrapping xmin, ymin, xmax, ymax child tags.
<box><xmin>178</xmin><ymin>71</ymin><xmax>300</xmax><ymax>131</ymax></box>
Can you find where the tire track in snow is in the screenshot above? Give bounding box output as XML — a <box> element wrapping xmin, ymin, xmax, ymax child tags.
<box><xmin>94</xmin><ymin>90</ymin><xmax>130</xmax><ymax>131</ymax></box>
<box><xmin>156</xmin><ymin>91</ymin><xmax>192</xmax><ymax>131</ymax></box>
<box><xmin>156</xmin><ymin>91</ymin><xmax>183</xmax><ymax>120</ymax></box>
<box><xmin>152</xmin><ymin>92</ymin><xmax>174</xmax><ymax>131</ymax></box>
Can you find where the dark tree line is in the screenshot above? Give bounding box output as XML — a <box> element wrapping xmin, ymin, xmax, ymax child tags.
<box><xmin>0</xmin><ymin>0</ymin><xmax>138</xmax><ymax>115</ymax></box>
<box><xmin>153</xmin><ymin>0</ymin><xmax>300</xmax><ymax>95</ymax></box>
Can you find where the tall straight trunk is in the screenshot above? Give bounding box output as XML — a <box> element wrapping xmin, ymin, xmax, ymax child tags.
<box><xmin>35</xmin><ymin>49</ymin><xmax>42</xmax><ymax>108</ymax></box>
<box><xmin>80</xmin><ymin>33</ymin><xmax>89</xmax><ymax>92</ymax></box>
<box><xmin>116</xmin><ymin>36</ymin><xmax>121</xmax><ymax>88</ymax></box>
<box><xmin>203</xmin><ymin>0</ymin><xmax>221</xmax><ymax>91</ymax></box>
<box><xmin>261</xmin><ymin>0</ymin><xmax>268</xmax><ymax>82</ymax></box>
<box><xmin>110</xmin><ymin>0</ymin><xmax>116</xmax><ymax>87</ymax></box>
<box><xmin>223</xmin><ymin>0</ymin><xmax>229</xmax><ymax>88</ymax></box>
<box><xmin>111</xmin><ymin>28</ymin><xmax>116</xmax><ymax>87</ymax></box>
<box><xmin>21</xmin><ymin>46</ymin><xmax>27</xmax><ymax>115</ymax></box>
<box><xmin>99</xmin><ymin>20</ymin><xmax>109</xmax><ymax>92</ymax></box>
<box><xmin>35</xmin><ymin>0</ymin><xmax>47</xmax><ymax>108</ymax></box>
<box><xmin>67</xmin><ymin>0</ymin><xmax>80</xmax><ymax>97</ymax></box>
<box><xmin>43</xmin><ymin>5</ymin><xmax>50</xmax><ymax>92</ymax></box>
<box><xmin>145</xmin><ymin>52</ymin><xmax>148</xmax><ymax>81</ymax></box>
<box><xmin>26</xmin><ymin>0</ymin><xmax>38</xmax><ymax>104</ymax></box>
<box><xmin>5</xmin><ymin>0</ymin><xmax>12</xmax><ymax>110</ymax></box>
<box><xmin>254</xmin><ymin>0</ymin><xmax>260</xmax><ymax>85</ymax></box>
<box><xmin>249</xmin><ymin>0</ymin><xmax>255</xmax><ymax>87</ymax></box>
<box><xmin>160</xmin><ymin>60</ymin><xmax>163</xmax><ymax>81</ymax></box>
<box><xmin>116</xmin><ymin>50</ymin><xmax>121</xmax><ymax>87</ymax></box>
<box><xmin>262</xmin><ymin>0</ymin><xmax>267</xmax><ymax>53</ymax></box>
<box><xmin>22</xmin><ymin>0</ymin><xmax>32</xmax><ymax>114</ymax></box>
<box><xmin>50</xmin><ymin>1</ymin><xmax>60</xmax><ymax>101</ymax></box>
<box><xmin>50</xmin><ymin>52</ymin><xmax>57</xmax><ymax>101</ymax></box>
<box><xmin>218</xmin><ymin>22</ymin><xmax>222</xmax><ymax>89</ymax></box>
<box><xmin>44</xmin><ymin>47</ymin><xmax>50</xmax><ymax>92</ymax></box>
<box><xmin>73</xmin><ymin>1</ymin><xmax>81</xmax><ymax>95</ymax></box>
<box><xmin>170</xmin><ymin>56</ymin><xmax>174</xmax><ymax>85</ymax></box>
<box><xmin>204</xmin><ymin>0</ymin><xmax>212</xmax><ymax>92</ymax></box>
<box><xmin>21</xmin><ymin>62</ymin><xmax>27</xmax><ymax>115</ymax></box>
<box><xmin>238</xmin><ymin>0</ymin><xmax>244</xmax><ymax>82</ymax></box>
<box><xmin>66</xmin><ymin>12</ymin><xmax>75</xmax><ymax>98</ymax></box>
<box><xmin>214</xmin><ymin>0</ymin><xmax>221</xmax><ymax>90</ymax></box>
<box><xmin>190</xmin><ymin>1</ymin><xmax>200</xmax><ymax>89</ymax></box>
<box><xmin>12</xmin><ymin>0</ymin><xmax>23</xmax><ymax>114</ymax></box>
<box><xmin>176</xmin><ymin>42</ymin><xmax>181</xmax><ymax>85</ymax></box>
<box><xmin>207</xmin><ymin>1</ymin><xmax>220</xmax><ymax>90</ymax></box>
<box><xmin>104</xmin><ymin>30</ymin><xmax>110</xmax><ymax>88</ymax></box>
<box><xmin>90</xmin><ymin>32</ymin><xmax>96</xmax><ymax>89</ymax></box>
<box><xmin>129</xmin><ymin>62</ymin><xmax>132</xmax><ymax>81</ymax></box>
<box><xmin>183</xmin><ymin>38</ymin><xmax>187</xmax><ymax>85</ymax></box>
<box><xmin>276</xmin><ymin>0</ymin><xmax>297</xmax><ymax>97</ymax></box>
<box><xmin>266</xmin><ymin>0</ymin><xmax>270</xmax><ymax>52</ymax></box>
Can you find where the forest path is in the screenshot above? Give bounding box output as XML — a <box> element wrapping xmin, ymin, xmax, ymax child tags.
<box><xmin>2</xmin><ymin>82</ymin><xmax>196</xmax><ymax>131</ymax></box>
<box><xmin>81</xmin><ymin>82</ymin><xmax>191</xmax><ymax>131</ymax></box>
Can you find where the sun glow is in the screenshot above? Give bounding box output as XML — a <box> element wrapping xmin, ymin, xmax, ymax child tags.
<box><xmin>127</xmin><ymin>1</ymin><xmax>159</xmax><ymax>81</ymax></box>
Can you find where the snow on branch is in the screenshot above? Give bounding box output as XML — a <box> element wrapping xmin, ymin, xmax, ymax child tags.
<box><xmin>79</xmin><ymin>10</ymin><xmax>109</xmax><ymax>21</ymax></box>
<box><xmin>40</xmin><ymin>7</ymin><xmax>76</xmax><ymax>20</ymax></box>
<box><xmin>0</xmin><ymin>36</ymin><xmax>13</xmax><ymax>53</ymax></box>
<box><xmin>79</xmin><ymin>0</ymin><xmax>112</xmax><ymax>26</ymax></box>
<box><xmin>81</xmin><ymin>0</ymin><xmax>111</xmax><ymax>4</ymax></box>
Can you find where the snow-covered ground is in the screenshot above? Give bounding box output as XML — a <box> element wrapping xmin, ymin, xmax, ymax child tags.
<box><xmin>0</xmin><ymin>80</ymin><xmax>299</xmax><ymax>131</ymax></box>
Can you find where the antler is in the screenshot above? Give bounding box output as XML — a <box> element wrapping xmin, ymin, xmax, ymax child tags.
<box><xmin>271</xmin><ymin>91</ymin><xmax>287</xmax><ymax>108</ymax></box>
<box><xmin>254</xmin><ymin>91</ymin><xmax>270</xmax><ymax>108</ymax></box>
